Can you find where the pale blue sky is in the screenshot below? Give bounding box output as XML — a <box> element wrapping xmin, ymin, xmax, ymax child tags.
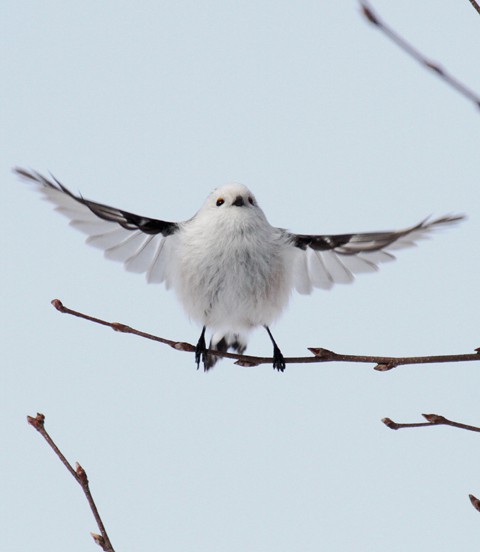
<box><xmin>2</xmin><ymin>1</ymin><xmax>480</xmax><ymax>551</ymax></box>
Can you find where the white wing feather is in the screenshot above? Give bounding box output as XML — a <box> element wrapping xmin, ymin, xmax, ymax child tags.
<box><xmin>291</xmin><ymin>215</ymin><xmax>464</xmax><ymax>294</ymax></box>
<box><xmin>17</xmin><ymin>169</ymin><xmax>177</xmax><ymax>284</ymax></box>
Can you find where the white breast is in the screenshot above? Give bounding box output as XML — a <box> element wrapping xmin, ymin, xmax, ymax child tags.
<box><xmin>171</xmin><ymin>209</ymin><xmax>295</xmax><ymax>332</ymax></box>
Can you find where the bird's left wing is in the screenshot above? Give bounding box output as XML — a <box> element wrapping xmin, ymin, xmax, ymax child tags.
<box><xmin>15</xmin><ymin>168</ymin><xmax>180</xmax><ymax>283</ymax></box>
<box><xmin>288</xmin><ymin>215</ymin><xmax>464</xmax><ymax>294</ymax></box>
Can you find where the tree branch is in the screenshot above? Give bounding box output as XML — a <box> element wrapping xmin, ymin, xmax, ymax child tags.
<box><xmin>467</xmin><ymin>0</ymin><xmax>480</xmax><ymax>16</ymax></box>
<box><xmin>382</xmin><ymin>413</ymin><xmax>480</xmax><ymax>433</ymax></box>
<box><xmin>27</xmin><ymin>413</ymin><xmax>115</xmax><ymax>552</ymax></box>
<box><xmin>359</xmin><ymin>1</ymin><xmax>480</xmax><ymax>110</ymax></box>
<box><xmin>50</xmin><ymin>299</ymin><xmax>480</xmax><ymax>370</ymax></box>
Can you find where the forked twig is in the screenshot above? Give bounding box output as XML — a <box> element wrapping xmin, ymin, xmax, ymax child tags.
<box><xmin>385</xmin><ymin>413</ymin><xmax>480</xmax><ymax>512</ymax></box>
<box><xmin>27</xmin><ymin>413</ymin><xmax>115</xmax><ymax>552</ymax></box>
<box><xmin>382</xmin><ymin>413</ymin><xmax>480</xmax><ymax>433</ymax></box>
<box><xmin>360</xmin><ymin>1</ymin><xmax>480</xmax><ymax>110</ymax></box>
<box><xmin>51</xmin><ymin>299</ymin><xmax>480</xmax><ymax>370</ymax></box>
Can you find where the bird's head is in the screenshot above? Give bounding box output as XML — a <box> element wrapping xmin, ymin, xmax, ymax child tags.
<box><xmin>207</xmin><ymin>183</ymin><xmax>257</xmax><ymax>210</ymax></box>
<box><xmin>197</xmin><ymin>183</ymin><xmax>268</xmax><ymax>226</ymax></box>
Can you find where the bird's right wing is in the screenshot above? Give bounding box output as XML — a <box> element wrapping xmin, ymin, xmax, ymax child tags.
<box><xmin>15</xmin><ymin>168</ymin><xmax>180</xmax><ymax>284</ymax></box>
<box><xmin>287</xmin><ymin>215</ymin><xmax>464</xmax><ymax>294</ymax></box>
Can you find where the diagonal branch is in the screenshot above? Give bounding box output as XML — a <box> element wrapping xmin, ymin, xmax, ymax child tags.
<box><xmin>467</xmin><ymin>0</ymin><xmax>480</xmax><ymax>16</ymax></box>
<box><xmin>359</xmin><ymin>1</ymin><xmax>480</xmax><ymax>110</ymax></box>
<box><xmin>382</xmin><ymin>413</ymin><xmax>480</xmax><ymax>433</ymax></box>
<box><xmin>50</xmin><ymin>298</ymin><xmax>480</xmax><ymax>370</ymax></box>
<box><xmin>27</xmin><ymin>413</ymin><xmax>115</xmax><ymax>552</ymax></box>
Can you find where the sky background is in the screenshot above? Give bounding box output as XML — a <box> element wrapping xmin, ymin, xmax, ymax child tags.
<box><xmin>2</xmin><ymin>1</ymin><xmax>480</xmax><ymax>550</ymax></box>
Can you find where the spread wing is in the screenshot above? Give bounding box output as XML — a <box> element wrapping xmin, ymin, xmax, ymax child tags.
<box><xmin>288</xmin><ymin>215</ymin><xmax>464</xmax><ymax>294</ymax></box>
<box><xmin>15</xmin><ymin>168</ymin><xmax>180</xmax><ymax>284</ymax></box>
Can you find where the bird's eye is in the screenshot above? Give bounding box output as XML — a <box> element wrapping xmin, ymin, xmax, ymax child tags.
<box><xmin>216</xmin><ymin>198</ymin><xmax>225</xmax><ymax>206</ymax></box>
<box><xmin>248</xmin><ymin>196</ymin><xmax>254</xmax><ymax>205</ymax></box>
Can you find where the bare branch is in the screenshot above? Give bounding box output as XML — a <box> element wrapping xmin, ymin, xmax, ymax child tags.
<box><xmin>467</xmin><ymin>0</ymin><xmax>480</xmax><ymax>16</ymax></box>
<box><xmin>308</xmin><ymin>348</ymin><xmax>480</xmax><ymax>370</ymax></box>
<box><xmin>27</xmin><ymin>413</ymin><xmax>115</xmax><ymax>552</ymax></box>
<box><xmin>359</xmin><ymin>1</ymin><xmax>480</xmax><ymax>110</ymax></box>
<box><xmin>382</xmin><ymin>413</ymin><xmax>480</xmax><ymax>433</ymax></box>
<box><xmin>51</xmin><ymin>299</ymin><xmax>480</xmax><ymax>370</ymax></box>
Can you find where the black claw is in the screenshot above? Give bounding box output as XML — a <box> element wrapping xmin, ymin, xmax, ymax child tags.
<box><xmin>202</xmin><ymin>351</ymin><xmax>216</xmax><ymax>371</ymax></box>
<box><xmin>195</xmin><ymin>327</ymin><xmax>207</xmax><ymax>370</ymax></box>
<box><xmin>264</xmin><ymin>325</ymin><xmax>286</xmax><ymax>372</ymax></box>
<box><xmin>272</xmin><ymin>345</ymin><xmax>286</xmax><ymax>372</ymax></box>
<box><xmin>194</xmin><ymin>344</ymin><xmax>205</xmax><ymax>370</ymax></box>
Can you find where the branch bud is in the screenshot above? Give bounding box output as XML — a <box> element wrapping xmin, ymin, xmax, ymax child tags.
<box><xmin>374</xmin><ymin>363</ymin><xmax>396</xmax><ymax>371</ymax></box>
<box><xmin>173</xmin><ymin>342</ymin><xmax>196</xmax><ymax>352</ymax></box>
<box><xmin>469</xmin><ymin>494</ymin><xmax>480</xmax><ymax>512</ymax></box>
<box><xmin>91</xmin><ymin>532</ymin><xmax>106</xmax><ymax>548</ymax></box>
<box><xmin>308</xmin><ymin>347</ymin><xmax>335</xmax><ymax>359</ymax></box>
<box><xmin>422</xmin><ymin>413</ymin><xmax>445</xmax><ymax>424</ymax></box>
<box><xmin>382</xmin><ymin>417</ymin><xmax>399</xmax><ymax>430</ymax></box>
<box><xmin>360</xmin><ymin>3</ymin><xmax>379</xmax><ymax>26</ymax></box>
<box><xmin>234</xmin><ymin>360</ymin><xmax>260</xmax><ymax>367</ymax></box>
<box><xmin>51</xmin><ymin>299</ymin><xmax>66</xmax><ymax>312</ymax></box>
<box><xmin>75</xmin><ymin>462</ymin><xmax>89</xmax><ymax>484</ymax></box>
<box><xmin>27</xmin><ymin>413</ymin><xmax>45</xmax><ymax>430</ymax></box>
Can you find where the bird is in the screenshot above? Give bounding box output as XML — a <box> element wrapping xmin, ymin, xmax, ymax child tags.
<box><xmin>15</xmin><ymin>167</ymin><xmax>464</xmax><ymax>372</ymax></box>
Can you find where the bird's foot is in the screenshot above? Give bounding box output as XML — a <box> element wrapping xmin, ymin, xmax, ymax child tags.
<box><xmin>264</xmin><ymin>326</ymin><xmax>286</xmax><ymax>372</ymax></box>
<box><xmin>272</xmin><ymin>345</ymin><xmax>286</xmax><ymax>372</ymax></box>
<box><xmin>195</xmin><ymin>327</ymin><xmax>207</xmax><ymax>370</ymax></box>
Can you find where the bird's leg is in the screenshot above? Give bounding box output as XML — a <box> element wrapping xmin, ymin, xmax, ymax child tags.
<box><xmin>195</xmin><ymin>326</ymin><xmax>207</xmax><ymax>370</ymax></box>
<box><xmin>264</xmin><ymin>326</ymin><xmax>286</xmax><ymax>372</ymax></box>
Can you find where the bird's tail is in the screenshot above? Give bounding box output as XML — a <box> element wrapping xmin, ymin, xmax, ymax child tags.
<box><xmin>204</xmin><ymin>332</ymin><xmax>248</xmax><ymax>370</ymax></box>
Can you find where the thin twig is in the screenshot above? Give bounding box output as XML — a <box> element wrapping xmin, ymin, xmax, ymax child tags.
<box><xmin>467</xmin><ymin>0</ymin><xmax>480</xmax><ymax>16</ymax></box>
<box><xmin>27</xmin><ymin>413</ymin><xmax>115</xmax><ymax>552</ymax></box>
<box><xmin>51</xmin><ymin>298</ymin><xmax>480</xmax><ymax>370</ymax></box>
<box><xmin>382</xmin><ymin>413</ymin><xmax>480</xmax><ymax>433</ymax></box>
<box><xmin>360</xmin><ymin>1</ymin><xmax>480</xmax><ymax>110</ymax></box>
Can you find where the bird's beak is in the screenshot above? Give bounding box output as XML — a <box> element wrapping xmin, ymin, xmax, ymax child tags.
<box><xmin>232</xmin><ymin>196</ymin><xmax>245</xmax><ymax>207</ymax></box>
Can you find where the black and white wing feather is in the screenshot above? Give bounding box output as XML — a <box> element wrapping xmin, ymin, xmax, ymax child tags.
<box><xmin>15</xmin><ymin>168</ymin><xmax>180</xmax><ymax>284</ymax></box>
<box><xmin>289</xmin><ymin>215</ymin><xmax>464</xmax><ymax>294</ymax></box>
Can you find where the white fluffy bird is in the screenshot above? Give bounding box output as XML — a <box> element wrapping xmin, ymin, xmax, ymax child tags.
<box><xmin>16</xmin><ymin>168</ymin><xmax>463</xmax><ymax>371</ymax></box>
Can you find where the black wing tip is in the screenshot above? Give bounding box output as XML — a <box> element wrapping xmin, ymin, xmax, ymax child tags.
<box><xmin>14</xmin><ymin>165</ymin><xmax>179</xmax><ymax>236</ymax></box>
<box><xmin>14</xmin><ymin>166</ymin><xmax>61</xmax><ymax>190</ymax></box>
<box><xmin>426</xmin><ymin>213</ymin><xmax>467</xmax><ymax>228</ymax></box>
<box><xmin>14</xmin><ymin>167</ymin><xmax>84</xmax><ymax>203</ymax></box>
<box><xmin>13</xmin><ymin>166</ymin><xmax>39</xmax><ymax>181</ymax></box>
